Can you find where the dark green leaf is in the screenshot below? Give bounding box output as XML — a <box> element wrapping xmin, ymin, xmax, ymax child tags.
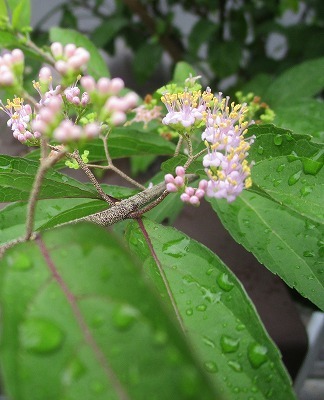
<box><xmin>264</xmin><ymin>57</ymin><xmax>324</xmax><ymax>106</ymax></box>
<box><xmin>26</xmin><ymin>128</ymin><xmax>176</xmax><ymax>168</ymax></box>
<box><xmin>208</xmin><ymin>191</ymin><xmax>324</xmax><ymax>311</ymax></box>
<box><xmin>209</xmin><ymin>41</ymin><xmax>241</xmax><ymax>78</ymax></box>
<box><xmin>0</xmin><ymin>223</ymin><xmax>218</xmax><ymax>399</ymax></box>
<box><xmin>188</xmin><ymin>20</ymin><xmax>217</xmax><ymax>56</ymax></box>
<box><xmin>133</xmin><ymin>42</ymin><xmax>163</xmax><ymax>83</ymax></box>
<box><xmin>49</xmin><ymin>27</ymin><xmax>110</xmax><ymax>79</ymax></box>
<box><xmin>91</xmin><ymin>17</ymin><xmax>128</xmax><ymax>48</ymax></box>
<box><xmin>145</xmin><ymin>193</ymin><xmax>184</xmax><ymax>225</ymax></box>
<box><xmin>161</xmin><ymin>155</ymin><xmax>204</xmax><ymax>175</ymax></box>
<box><xmin>0</xmin><ymin>155</ymin><xmax>97</xmax><ymax>201</ymax></box>
<box><xmin>126</xmin><ymin>219</ymin><xmax>296</xmax><ymax>399</ymax></box>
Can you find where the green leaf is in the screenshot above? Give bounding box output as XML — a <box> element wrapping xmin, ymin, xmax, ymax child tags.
<box><xmin>0</xmin><ymin>155</ymin><xmax>97</xmax><ymax>201</ymax></box>
<box><xmin>0</xmin><ymin>223</ymin><xmax>218</xmax><ymax>400</ymax></box>
<box><xmin>126</xmin><ymin>219</ymin><xmax>296</xmax><ymax>400</ymax></box>
<box><xmin>145</xmin><ymin>193</ymin><xmax>184</xmax><ymax>225</ymax></box>
<box><xmin>188</xmin><ymin>20</ymin><xmax>217</xmax><ymax>56</ymax></box>
<box><xmin>91</xmin><ymin>17</ymin><xmax>128</xmax><ymax>48</ymax></box>
<box><xmin>0</xmin><ymin>185</ymin><xmax>137</xmax><ymax>245</ymax></box>
<box><xmin>161</xmin><ymin>155</ymin><xmax>204</xmax><ymax>175</ymax></box>
<box><xmin>173</xmin><ymin>61</ymin><xmax>197</xmax><ymax>83</ymax></box>
<box><xmin>209</xmin><ymin>41</ymin><xmax>241</xmax><ymax>78</ymax></box>
<box><xmin>0</xmin><ymin>0</ymin><xmax>8</xmax><ymax>18</ymax></box>
<box><xmin>0</xmin><ymin>30</ymin><xmax>18</xmax><ymax>47</ymax></box>
<box><xmin>26</xmin><ymin>128</ymin><xmax>176</xmax><ymax>168</ymax></box>
<box><xmin>208</xmin><ymin>191</ymin><xmax>324</xmax><ymax>311</ymax></box>
<box><xmin>11</xmin><ymin>0</ymin><xmax>30</xmax><ymax>30</ymax></box>
<box><xmin>49</xmin><ymin>27</ymin><xmax>110</xmax><ymax>79</ymax></box>
<box><xmin>133</xmin><ymin>41</ymin><xmax>163</xmax><ymax>83</ymax></box>
<box><xmin>247</xmin><ymin>124</ymin><xmax>323</xmax><ymax>223</ymax></box>
<box><xmin>264</xmin><ymin>57</ymin><xmax>324</xmax><ymax>106</ymax></box>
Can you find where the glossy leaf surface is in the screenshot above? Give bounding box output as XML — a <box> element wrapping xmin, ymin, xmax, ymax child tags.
<box><xmin>0</xmin><ymin>155</ymin><xmax>97</xmax><ymax>201</ymax></box>
<box><xmin>126</xmin><ymin>219</ymin><xmax>296</xmax><ymax>400</ymax></box>
<box><xmin>0</xmin><ymin>223</ymin><xmax>218</xmax><ymax>400</ymax></box>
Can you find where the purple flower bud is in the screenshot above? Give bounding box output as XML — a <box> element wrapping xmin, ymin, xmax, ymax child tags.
<box><xmin>175</xmin><ymin>166</ymin><xmax>185</xmax><ymax>176</ymax></box>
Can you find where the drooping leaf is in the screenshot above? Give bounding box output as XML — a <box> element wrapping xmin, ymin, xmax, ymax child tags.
<box><xmin>49</xmin><ymin>27</ymin><xmax>110</xmax><ymax>79</ymax></box>
<box><xmin>0</xmin><ymin>223</ymin><xmax>219</xmax><ymax>400</ymax></box>
<box><xmin>126</xmin><ymin>219</ymin><xmax>296</xmax><ymax>400</ymax></box>
<box><xmin>0</xmin><ymin>155</ymin><xmax>97</xmax><ymax>201</ymax></box>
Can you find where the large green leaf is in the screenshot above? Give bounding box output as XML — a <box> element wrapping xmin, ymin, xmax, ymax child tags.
<box><xmin>25</xmin><ymin>128</ymin><xmax>176</xmax><ymax>168</ymax></box>
<box><xmin>0</xmin><ymin>155</ymin><xmax>97</xmax><ymax>201</ymax></box>
<box><xmin>0</xmin><ymin>223</ymin><xmax>219</xmax><ymax>399</ymax></box>
<box><xmin>126</xmin><ymin>219</ymin><xmax>296</xmax><ymax>400</ymax></box>
<box><xmin>11</xmin><ymin>0</ymin><xmax>30</xmax><ymax>29</ymax></box>
<box><xmin>247</xmin><ymin>124</ymin><xmax>323</xmax><ymax>223</ymax></box>
<box><xmin>208</xmin><ymin>191</ymin><xmax>324</xmax><ymax>311</ymax></box>
<box><xmin>49</xmin><ymin>27</ymin><xmax>110</xmax><ymax>79</ymax></box>
<box><xmin>0</xmin><ymin>185</ymin><xmax>138</xmax><ymax>245</ymax></box>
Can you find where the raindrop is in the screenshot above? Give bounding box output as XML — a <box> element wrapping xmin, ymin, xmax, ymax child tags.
<box><xmin>196</xmin><ymin>304</ymin><xmax>207</xmax><ymax>312</ymax></box>
<box><xmin>236</xmin><ymin>323</ymin><xmax>245</xmax><ymax>331</ymax></box>
<box><xmin>228</xmin><ymin>360</ymin><xmax>242</xmax><ymax>372</ymax></box>
<box><xmin>288</xmin><ymin>170</ymin><xmax>302</xmax><ymax>186</ymax></box>
<box><xmin>257</xmin><ymin>146</ymin><xmax>264</xmax><ymax>155</ymax></box>
<box><xmin>206</xmin><ymin>267</ymin><xmax>214</xmax><ymax>276</ymax></box>
<box><xmin>7</xmin><ymin>252</ymin><xmax>32</xmax><ymax>271</ymax></box>
<box><xmin>273</xmin><ymin>134</ymin><xmax>283</xmax><ymax>145</ymax></box>
<box><xmin>90</xmin><ymin>380</ymin><xmax>105</xmax><ymax>394</ymax></box>
<box><xmin>287</xmin><ymin>151</ymin><xmax>299</xmax><ymax>162</ymax></box>
<box><xmin>272</xmin><ymin>179</ymin><xmax>282</xmax><ymax>187</ymax></box>
<box><xmin>220</xmin><ymin>335</ymin><xmax>240</xmax><ymax>353</ymax></box>
<box><xmin>217</xmin><ymin>273</ymin><xmax>234</xmax><ymax>292</ymax></box>
<box><xmin>61</xmin><ymin>176</ymin><xmax>69</xmax><ymax>183</ymax></box>
<box><xmin>61</xmin><ymin>357</ymin><xmax>86</xmax><ymax>386</ymax></box>
<box><xmin>186</xmin><ymin>308</ymin><xmax>193</xmax><ymax>316</ymax></box>
<box><xmin>203</xmin><ymin>336</ymin><xmax>215</xmax><ymax>348</ymax></box>
<box><xmin>247</xmin><ymin>343</ymin><xmax>268</xmax><ymax>369</ymax></box>
<box><xmin>204</xmin><ymin>361</ymin><xmax>218</xmax><ymax>374</ymax></box>
<box><xmin>112</xmin><ymin>304</ymin><xmax>139</xmax><ymax>331</ymax></box>
<box><xmin>19</xmin><ymin>318</ymin><xmax>64</xmax><ymax>354</ymax></box>
<box><xmin>162</xmin><ymin>237</ymin><xmax>190</xmax><ymax>258</ymax></box>
<box><xmin>300</xmin><ymin>186</ymin><xmax>313</xmax><ymax>197</ymax></box>
<box><xmin>303</xmin><ymin>251</ymin><xmax>315</xmax><ymax>258</ymax></box>
<box><xmin>153</xmin><ymin>330</ymin><xmax>168</xmax><ymax>346</ymax></box>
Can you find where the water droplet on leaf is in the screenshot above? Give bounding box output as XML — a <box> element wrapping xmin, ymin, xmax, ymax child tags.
<box><xmin>228</xmin><ymin>360</ymin><xmax>242</xmax><ymax>372</ymax></box>
<box><xmin>186</xmin><ymin>308</ymin><xmax>193</xmax><ymax>316</ymax></box>
<box><xmin>204</xmin><ymin>361</ymin><xmax>218</xmax><ymax>373</ymax></box>
<box><xmin>196</xmin><ymin>304</ymin><xmax>207</xmax><ymax>312</ymax></box>
<box><xmin>257</xmin><ymin>146</ymin><xmax>264</xmax><ymax>155</ymax></box>
<box><xmin>273</xmin><ymin>135</ymin><xmax>283</xmax><ymax>145</ymax></box>
<box><xmin>7</xmin><ymin>252</ymin><xmax>32</xmax><ymax>271</ymax></box>
<box><xmin>220</xmin><ymin>335</ymin><xmax>240</xmax><ymax>353</ymax></box>
<box><xmin>162</xmin><ymin>237</ymin><xmax>190</xmax><ymax>258</ymax></box>
<box><xmin>112</xmin><ymin>304</ymin><xmax>139</xmax><ymax>330</ymax></box>
<box><xmin>300</xmin><ymin>186</ymin><xmax>313</xmax><ymax>197</ymax></box>
<box><xmin>248</xmin><ymin>343</ymin><xmax>268</xmax><ymax>369</ymax></box>
<box><xmin>61</xmin><ymin>357</ymin><xmax>86</xmax><ymax>386</ymax></box>
<box><xmin>303</xmin><ymin>251</ymin><xmax>315</xmax><ymax>258</ymax></box>
<box><xmin>217</xmin><ymin>273</ymin><xmax>234</xmax><ymax>292</ymax></box>
<box><xmin>288</xmin><ymin>170</ymin><xmax>302</xmax><ymax>186</ymax></box>
<box><xmin>203</xmin><ymin>336</ymin><xmax>215</xmax><ymax>348</ymax></box>
<box><xmin>19</xmin><ymin>318</ymin><xmax>64</xmax><ymax>354</ymax></box>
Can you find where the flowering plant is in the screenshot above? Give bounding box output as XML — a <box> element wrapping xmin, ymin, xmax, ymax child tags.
<box><xmin>0</xmin><ymin>2</ymin><xmax>323</xmax><ymax>400</ymax></box>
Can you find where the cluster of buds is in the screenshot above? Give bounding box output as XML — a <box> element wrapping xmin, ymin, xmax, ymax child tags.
<box><xmin>33</xmin><ymin>66</ymin><xmax>62</xmax><ymax>106</ymax></box>
<box><xmin>32</xmin><ymin>96</ymin><xmax>63</xmax><ymax>137</ymax></box>
<box><xmin>53</xmin><ymin>120</ymin><xmax>101</xmax><ymax>143</ymax></box>
<box><xmin>81</xmin><ymin>76</ymin><xmax>138</xmax><ymax>125</ymax></box>
<box><xmin>64</xmin><ymin>77</ymin><xmax>89</xmax><ymax>106</ymax></box>
<box><xmin>162</xmin><ymin>88</ymin><xmax>254</xmax><ymax>203</ymax></box>
<box><xmin>164</xmin><ymin>166</ymin><xmax>208</xmax><ymax>207</ymax></box>
<box><xmin>50</xmin><ymin>43</ymin><xmax>90</xmax><ymax>76</ymax></box>
<box><xmin>0</xmin><ymin>49</ymin><xmax>24</xmax><ymax>87</ymax></box>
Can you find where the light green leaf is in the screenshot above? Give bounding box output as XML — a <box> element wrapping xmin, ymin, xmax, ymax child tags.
<box><xmin>126</xmin><ymin>219</ymin><xmax>296</xmax><ymax>400</ymax></box>
<box><xmin>0</xmin><ymin>31</ymin><xmax>18</xmax><ymax>47</ymax></box>
<box><xmin>173</xmin><ymin>61</ymin><xmax>198</xmax><ymax>83</ymax></box>
<box><xmin>0</xmin><ymin>223</ymin><xmax>219</xmax><ymax>400</ymax></box>
<box><xmin>11</xmin><ymin>0</ymin><xmax>30</xmax><ymax>29</ymax></box>
<box><xmin>0</xmin><ymin>0</ymin><xmax>8</xmax><ymax>18</ymax></box>
<box><xmin>49</xmin><ymin>27</ymin><xmax>110</xmax><ymax>79</ymax></box>
<box><xmin>0</xmin><ymin>155</ymin><xmax>97</xmax><ymax>201</ymax></box>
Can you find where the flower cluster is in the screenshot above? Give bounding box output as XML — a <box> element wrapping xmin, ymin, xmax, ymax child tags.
<box><xmin>50</xmin><ymin>42</ymin><xmax>90</xmax><ymax>76</ymax></box>
<box><xmin>162</xmin><ymin>89</ymin><xmax>254</xmax><ymax>203</ymax></box>
<box><xmin>0</xmin><ymin>49</ymin><xmax>24</xmax><ymax>87</ymax></box>
<box><xmin>0</xmin><ymin>97</ymin><xmax>39</xmax><ymax>144</ymax></box>
<box><xmin>81</xmin><ymin>76</ymin><xmax>138</xmax><ymax>124</ymax></box>
<box><xmin>164</xmin><ymin>166</ymin><xmax>208</xmax><ymax>207</ymax></box>
<box><xmin>161</xmin><ymin>88</ymin><xmax>213</xmax><ymax>129</ymax></box>
<box><xmin>128</xmin><ymin>95</ymin><xmax>162</xmax><ymax>128</ymax></box>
